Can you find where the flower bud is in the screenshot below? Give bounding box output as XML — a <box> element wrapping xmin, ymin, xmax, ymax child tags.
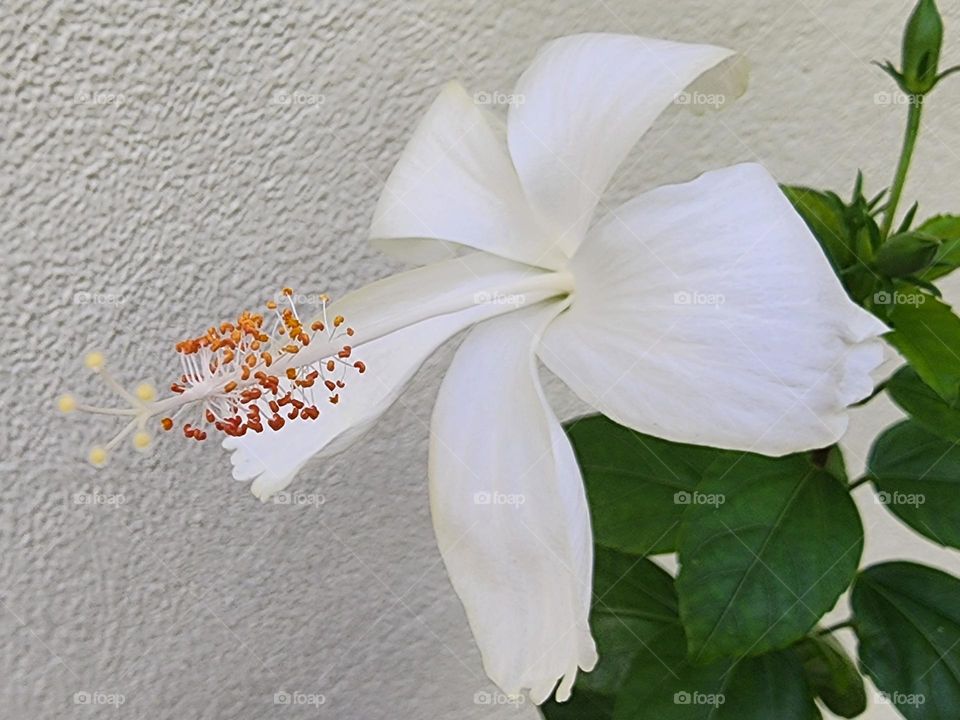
<box><xmin>874</xmin><ymin>231</ymin><xmax>940</xmax><ymax>276</ymax></box>
<box><xmin>901</xmin><ymin>0</ymin><xmax>944</xmax><ymax>93</ymax></box>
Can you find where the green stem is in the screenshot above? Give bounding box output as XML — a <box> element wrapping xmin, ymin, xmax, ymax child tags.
<box><xmin>880</xmin><ymin>98</ymin><xmax>924</xmax><ymax>239</ymax></box>
<box><xmin>818</xmin><ymin>620</ymin><xmax>854</xmax><ymax>636</ymax></box>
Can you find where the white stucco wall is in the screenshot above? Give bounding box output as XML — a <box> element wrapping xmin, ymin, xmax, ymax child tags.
<box><xmin>3</xmin><ymin>0</ymin><xmax>959</xmax><ymax>718</ymax></box>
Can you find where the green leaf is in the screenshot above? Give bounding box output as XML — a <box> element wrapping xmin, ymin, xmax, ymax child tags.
<box><xmin>794</xmin><ymin>633</ymin><xmax>867</xmax><ymax>717</ymax></box>
<box><xmin>545</xmin><ymin>547</ymin><xmax>824</xmax><ymax>720</ymax></box>
<box><xmin>874</xmin><ymin>231</ymin><xmax>940</xmax><ymax>277</ymax></box>
<box><xmin>566</xmin><ymin>416</ymin><xmax>736</xmax><ymax>554</ymax></box>
<box><xmin>867</xmin><ymin>419</ymin><xmax>960</xmax><ymax>548</ymax></box>
<box><xmin>887</xmin><ymin>366</ymin><xmax>960</xmax><ymax>441</ymax></box>
<box><xmin>584</xmin><ymin>548</ymin><xmax>680</xmax><ymax>696</ymax></box>
<box><xmin>883</xmin><ymin>291</ymin><xmax>960</xmax><ymax>403</ymax></box>
<box><xmin>541</xmin><ymin>689</ymin><xmax>614</xmax><ymax>720</ymax></box>
<box><xmin>614</xmin><ymin>619</ymin><xmax>821</xmax><ymax>720</ymax></box>
<box><xmin>852</xmin><ymin>562</ymin><xmax>960</xmax><ymax>720</ymax></box>
<box><xmin>918</xmin><ymin>215</ymin><xmax>960</xmax><ymax>280</ymax></box>
<box><xmin>676</xmin><ymin>453</ymin><xmax>863</xmax><ymax>663</ymax></box>
<box><xmin>543</xmin><ymin>548</ymin><xmax>680</xmax><ymax>718</ymax></box>
<box><xmin>781</xmin><ymin>186</ymin><xmax>856</xmax><ymax>270</ymax></box>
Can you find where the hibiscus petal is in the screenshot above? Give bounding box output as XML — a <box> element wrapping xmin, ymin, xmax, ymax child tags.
<box><xmin>428</xmin><ymin>302</ymin><xmax>597</xmax><ymax>703</ymax></box>
<box><xmin>508</xmin><ymin>33</ymin><xmax>747</xmax><ymax>256</ymax></box>
<box><xmin>225</xmin><ymin>251</ymin><xmax>571</xmax><ymax>500</ymax></box>
<box><xmin>537</xmin><ymin>162</ymin><xmax>887</xmax><ymax>456</ymax></box>
<box><xmin>370</xmin><ymin>82</ymin><xmax>565</xmax><ymax>269</ymax></box>
<box><xmin>224</xmin><ymin>301</ymin><xmax>501</xmax><ymax>500</ymax></box>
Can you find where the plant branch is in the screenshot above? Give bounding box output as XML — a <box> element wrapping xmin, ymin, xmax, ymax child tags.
<box><xmin>880</xmin><ymin>98</ymin><xmax>924</xmax><ymax>239</ymax></box>
<box><xmin>818</xmin><ymin>620</ymin><xmax>855</xmax><ymax>636</ymax></box>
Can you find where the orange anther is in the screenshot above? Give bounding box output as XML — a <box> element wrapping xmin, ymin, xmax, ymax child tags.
<box><xmin>161</xmin><ymin>417</ymin><xmax>173</xmax><ymax>431</ymax></box>
<box><xmin>346</xmin><ymin>328</ymin><xmax>355</xmax><ymax>336</ymax></box>
<box><xmin>283</xmin><ymin>344</ymin><xmax>299</xmax><ymax>354</ymax></box>
<box><xmin>338</xmin><ymin>346</ymin><xmax>352</xmax><ymax>358</ymax></box>
<box><xmin>311</xmin><ymin>320</ymin><xmax>325</xmax><ymax>331</ymax></box>
<box><xmin>334</xmin><ymin>315</ymin><xmax>344</xmax><ymax>327</ymax></box>
<box><xmin>286</xmin><ymin>368</ymin><xmax>297</xmax><ymax>380</ymax></box>
<box><xmin>326</xmin><ymin>360</ymin><xmax>335</xmax><ymax>371</ymax></box>
<box><xmin>282</xmin><ymin>287</ymin><xmax>293</xmax><ymax>297</ymax></box>
<box><xmin>266</xmin><ymin>300</ymin><xmax>278</xmax><ymax>310</ymax></box>
<box><xmin>329</xmin><ymin>394</ymin><xmax>340</xmax><ymax>404</ymax></box>
<box><xmin>223</xmin><ymin>381</ymin><xmax>238</xmax><ymax>393</ymax></box>
<box><xmin>354</xmin><ymin>361</ymin><xmax>366</xmax><ymax>373</ymax></box>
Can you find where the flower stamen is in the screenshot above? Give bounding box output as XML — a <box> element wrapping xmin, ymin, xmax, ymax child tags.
<box><xmin>59</xmin><ymin>289</ymin><xmax>366</xmax><ymax>466</ymax></box>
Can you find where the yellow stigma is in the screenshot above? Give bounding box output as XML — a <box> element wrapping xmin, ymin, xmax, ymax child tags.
<box><xmin>132</xmin><ymin>432</ymin><xmax>151</xmax><ymax>450</ymax></box>
<box><xmin>58</xmin><ymin>394</ymin><xmax>77</xmax><ymax>413</ymax></box>
<box><xmin>85</xmin><ymin>351</ymin><xmax>105</xmax><ymax>371</ymax></box>
<box><xmin>88</xmin><ymin>446</ymin><xmax>108</xmax><ymax>467</ymax></box>
<box><xmin>135</xmin><ymin>382</ymin><xmax>157</xmax><ymax>402</ymax></box>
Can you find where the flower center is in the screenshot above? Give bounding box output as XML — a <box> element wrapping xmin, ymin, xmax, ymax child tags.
<box><xmin>58</xmin><ymin>289</ymin><xmax>366</xmax><ymax>466</ymax></box>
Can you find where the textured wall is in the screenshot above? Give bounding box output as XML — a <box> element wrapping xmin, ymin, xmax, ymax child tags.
<box><xmin>3</xmin><ymin>0</ymin><xmax>959</xmax><ymax>718</ymax></box>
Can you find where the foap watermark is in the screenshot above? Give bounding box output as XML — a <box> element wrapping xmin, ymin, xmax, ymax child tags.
<box><xmin>73</xmin><ymin>690</ymin><xmax>125</xmax><ymax>707</ymax></box>
<box><xmin>674</xmin><ymin>690</ymin><xmax>725</xmax><ymax>707</ymax></box>
<box><xmin>673</xmin><ymin>91</ymin><xmax>729</xmax><ymax>109</ymax></box>
<box><xmin>270</xmin><ymin>290</ymin><xmax>329</xmax><ymax>307</ymax></box>
<box><xmin>873</xmin><ymin>290</ymin><xmax>927</xmax><ymax>306</ymax></box>
<box><xmin>473</xmin><ymin>91</ymin><xmax>525</xmax><ymax>107</ymax></box>
<box><xmin>875</xmin><ymin>490</ymin><xmax>925</xmax><ymax>508</ymax></box>
<box><xmin>874</xmin><ymin>91</ymin><xmax>925</xmax><ymax>106</ymax></box>
<box><xmin>71</xmin><ymin>490</ymin><xmax>126</xmax><ymax>507</ymax></box>
<box><xmin>474</xmin><ymin>690</ymin><xmax>525</xmax><ymax>707</ymax></box>
<box><xmin>673</xmin><ymin>290</ymin><xmax>725</xmax><ymax>307</ymax></box>
<box><xmin>473</xmin><ymin>291</ymin><xmax>526</xmax><ymax>307</ymax></box>
<box><xmin>73</xmin><ymin>290</ymin><xmax>125</xmax><ymax>306</ymax></box>
<box><xmin>271</xmin><ymin>90</ymin><xmax>325</xmax><ymax>108</ymax></box>
<box><xmin>473</xmin><ymin>491</ymin><xmax>525</xmax><ymax>507</ymax></box>
<box><xmin>674</xmin><ymin>490</ymin><xmax>725</xmax><ymax>508</ymax></box>
<box><xmin>876</xmin><ymin>691</ymin><xmax>926</xmax><ymax>708</ymax></box>
<box><xmin>271</xmin><ymin>491</ymin><xmax>326</xmax><ymax>508</ymax></box>
<box><xmin>274</xmin><ymin>690</ymin><xmax>326</xmax><ymax>707</ymax></box>
<box><xmin>73</xmin><ymin>90</ymin><xmax>126</xmax><ymax>107</ymax></box>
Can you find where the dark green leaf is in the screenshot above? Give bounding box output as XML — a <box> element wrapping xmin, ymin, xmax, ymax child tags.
<box><xmin>887</xmin><ymin>366</ymin><xmax>960</xmax><ymax>441</ymax></box>
<box><xmin>917</xmin><ymin>215</ymin><xmax>960</xmax><ymax>280</ymax></box>
<box><xmin>585</xmin><ymin>548</ymin><xmax>680</xmax><ymax>696</ymax></box>
<box><xmin>852</xmin><ymin>562</ymin><xmax>960</xmax><ymax>720</ymax></box>
<box><xmin>541</xmin><ymin>688</ymin><xmax>614</xmax><ymax>720</ymax></box>
<box><xmin>867</xmin><ymin>419</ymin><xmax>960</xmax><ymax>548</ymax></box>
<box><xmin>782</xmin><ymin>186</ymin><xmax>856</xmax><ymax>270</ymax></box>
<box><xmin>543</xmin><ymin>550</ymin><xmax>677</xmax><ymax>718</ymax></box>
<box><xmin>883</xmin><ymin>291</ymin><xmax>960</xmax><ymax>403</ymax></box>
<box><xmin>676</xmin><ymin>453</ymin><xmax>863</xmax><ymax>663</ymax></box>
<box><xmin>567</xmin><ymin>416</ymin><xmax>736</xmax><ymax>554</ymax></box>
<box><xmin>794</xmin><ymin>633</ymin><xmax>867</xmax><ymax>717</ymax></box>
<box><xmin>614</xmin><ymin>622</ymin><xmax>821</xmax><ymax>720</ymax></box>
<box><xmin>546</xmin><ymin>547</ymin><xmax>824</xmax><ymax>720</ymax></box>
<box><xmin>874</xmin><ymin>231</ymin><xmax>940</xmax><ymax>277</ymax></box>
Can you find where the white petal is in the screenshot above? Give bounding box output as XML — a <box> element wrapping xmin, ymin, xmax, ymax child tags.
<box><xmin>428</xmin><ymin>302</ymin><xmax>597</xmax><ymax>704</ymax></box>
<box><xmin>292</xmin><ymin>251</ymin><xmax>569</xmax><ymax>369</ymax></box>
<box><xmin>538</xmin><ymin>163</ymin><xmax>887</xmax><ymax>456</ymax></box>
<box><xmin>508</xmin><ymin>34</ymin><xmax>746</xmax><ymax>256</ymax></box>
<box><xmin>224</xmin><ymin>301</ymin><xmax>503</xmax><ymax>501</ymax></box>
<box><xmin>371</xmin><ymin>82</ymin><xmax>565</xmax><ymax>270</ymax></box>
